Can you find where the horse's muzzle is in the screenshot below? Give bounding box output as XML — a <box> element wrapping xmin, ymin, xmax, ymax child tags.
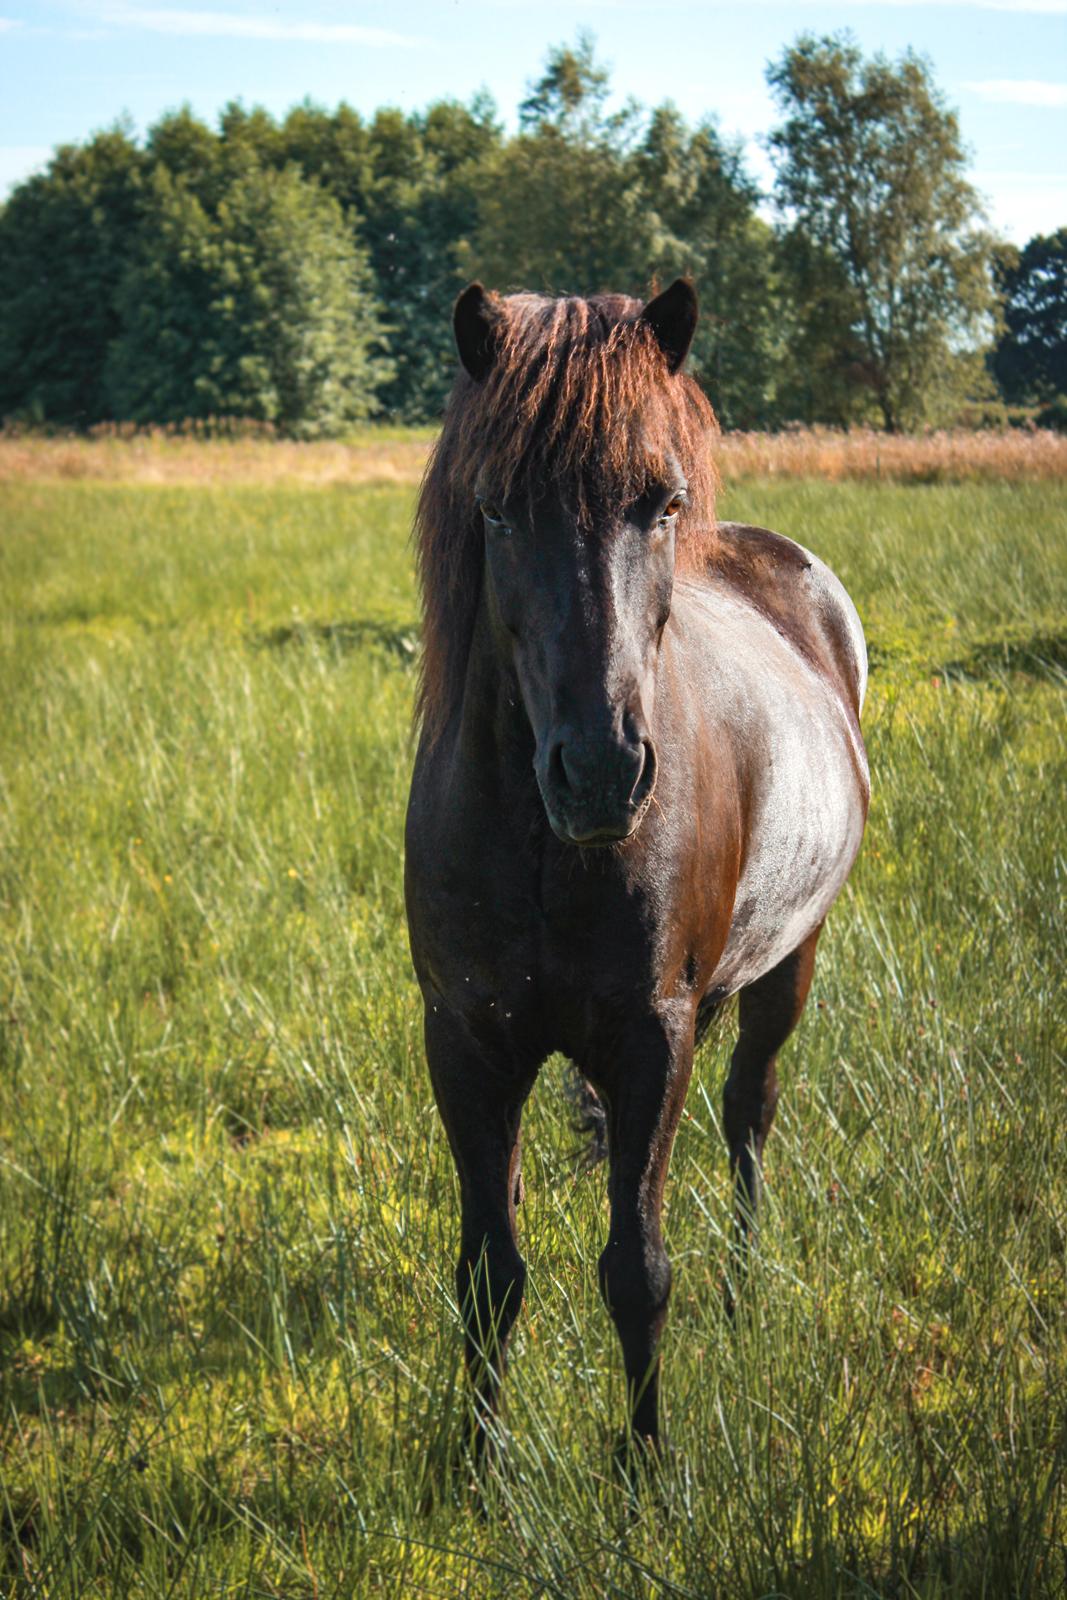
<box><xmin>539</xmin><ymin>733</ymin><xmax>657</xmax><ymax>846</ymax></box>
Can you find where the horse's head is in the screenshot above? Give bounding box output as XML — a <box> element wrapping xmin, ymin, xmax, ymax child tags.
<box><xmin>417</xmin><ymin>280</ymin><xmax>718</xmax><ymax>847</ymax></box>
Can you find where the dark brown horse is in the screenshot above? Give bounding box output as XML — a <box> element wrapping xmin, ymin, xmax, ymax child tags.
<box><xmin>404</xmin><ymin>280</ymin><xmax>868</xmax><ymax>1465</ymax></box>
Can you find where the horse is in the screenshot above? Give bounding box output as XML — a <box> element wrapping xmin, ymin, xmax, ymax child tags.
<box><xmin>404</xmin><ymin>278</ymin><xmax>869</xmax><ymax>1467</ymax></box>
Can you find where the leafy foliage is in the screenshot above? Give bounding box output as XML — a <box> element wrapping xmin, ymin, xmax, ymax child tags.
<box><xmin>767</xmin><ymin>33</ymin><xmax>1000</xmax><ymax>430</ymax></box>
<box><xmin>106</xmin><ymin>162</ymin><xmax>390</xmax><ymax>436</ymax></box>
<box><xmin>463</xmin><ymin>40</ymin><xmax>650</xmax><ymax>298</ymax></box>
<box><xmin>637</xmin><ymin>106</ymin><xmax>777</xmax><ymax>427</ymax></box>
<box><xmin>0</xmin><ymin>33</ymin><xmax>1056</xmax><ymax>431</ymax></box>
<box><xmin>463</xmin><ymin>42</ymin><xmax>778</xmax><ymax>426</ymax></box>
<box><xmin>992</xmin><ymin>227</ymin><xmax>1067</xmax><ymax>405</ymax></box>
<box><xmin>0</xmin><ymin>127</ymin><xmax>146</xmax><ymax>425</ymax></box>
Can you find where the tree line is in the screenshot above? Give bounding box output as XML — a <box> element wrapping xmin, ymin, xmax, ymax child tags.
<box><xmin>0</xmin><ymin>33</ymin><xmax>1063</xmax><ymax>436</ymax></box>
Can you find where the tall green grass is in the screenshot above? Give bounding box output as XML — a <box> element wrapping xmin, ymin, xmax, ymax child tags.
<box><xmin>1</xmin><ymin>476</ymin><xmax>1064</xmax><ymax>1596</ymax></box>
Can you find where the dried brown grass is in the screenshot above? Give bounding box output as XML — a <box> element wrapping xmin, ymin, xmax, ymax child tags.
<box><xmin>1</xmin><ymin>424</ymin><xmax>1064</xmax><ymax>487</ymax></box>
<box><xmin>0</xmin><ymin>429</ymin><xmax>434</xmax><ymax>487</ymax></box>
<box><xmin>715</xmin><ymin>425</ymin><xmax>1067</xmax><ymax>483</ymax></box>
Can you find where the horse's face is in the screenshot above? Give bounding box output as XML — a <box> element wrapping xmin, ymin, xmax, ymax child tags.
<box><xmin>454</xmin><ymin>275</ymin><xmax>703</xmax><ymax>851</ymax></box>
<box><xmin>454</xmin><ymin>277</ymin><xmax>701</xmax><ymax>847</ymax></box>
<box><xmin>479</xmin><ymin>478</ymin><xmax>683</xmax><ymax>845</ymax></box>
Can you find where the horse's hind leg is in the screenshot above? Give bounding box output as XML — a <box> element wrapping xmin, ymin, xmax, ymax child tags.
<box><xmin>424</xmin><ymin>1002</ymin><xmax>534</xmax><ymax>1463</ymax></box>
<box><xmin>723</xmin><ymin>926</ymin><xmax>821</xmax><ymax>1282</ymax></box>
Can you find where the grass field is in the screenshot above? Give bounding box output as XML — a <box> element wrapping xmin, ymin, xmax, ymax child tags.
<box><xmin>1</xmin><ymin>460</ymin><xmax>1065</xmax><ymax>1597</ymax></box>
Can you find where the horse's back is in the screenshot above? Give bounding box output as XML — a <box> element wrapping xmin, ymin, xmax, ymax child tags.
<box><xmin>709</xmin><ymin>521</ymin><xmax>867</xmax><ymax>720</ymax></box>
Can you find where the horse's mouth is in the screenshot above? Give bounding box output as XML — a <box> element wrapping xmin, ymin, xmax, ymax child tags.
<box><xmin>548</xmin><ymin>787</ymin><xmax>656</xmax><ymax>849</ymax></box>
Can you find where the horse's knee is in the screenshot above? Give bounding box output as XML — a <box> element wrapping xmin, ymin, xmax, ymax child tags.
<box><xmin>598</xmin><ymin>1238</ymin><xmax>671</xmax><ymax>1329</ymax></box>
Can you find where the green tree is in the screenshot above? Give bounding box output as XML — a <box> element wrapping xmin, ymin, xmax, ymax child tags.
<box><xmin>0</xmin><ymin>127</ymin><xmax>145</xmax><ymax>424</ymax></box>
<box><xmin>146</xmin><ymin>105</ymin><xmax>224</xmax><ymax>208</ymax></box>
<box><xmin>465</xmin><ymin>38</ymin><xmax>651</xmax><ymax>296</ymax></box>
<box><xmin>279</xmin><ymin>96</ymin><xmax>500</xmax><ymax>421</ymax></box>
<box><xmin>280</xmin><ymin>100</ymin><xmax>371</xmax><ymax>212</ymax></box>
<box><xmin>465</xmin><ymin>38</ymin><xmax>775</xmax><ymax>427</ymax></box>
<box><xmin>517</xmin><ymin>29</ymin><xmax>614</xmax><ymax>137</ymax></box>
<box><xmin>106</xmin><ymin>161</ymin><xmax>390</xmax><ymax>435</ymax></box>
<box><xmin>217</xmin><ymin>102</ymin><xmax>285</xmax><ymax>174</ymax></box>
<box><xmin>361</xmin><ymin>99</ymin><xmax>501</xmax><ymax>420</ymax></box>
<box><xmin>767</xmin><ymin>33</ymin><xmax>999</xmax><ymax>430</ymax></box>
<box><xmin>636</xmin><ymin>105</ymin><xmax>775</xmax><ymax>426</ymax></box>
<box><xmin>991</xmin><ymin>228</ymin><xmax>1067</xmax><ymax>404</ymax></box>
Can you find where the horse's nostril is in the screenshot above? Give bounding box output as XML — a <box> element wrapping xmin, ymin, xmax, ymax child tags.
<box><xmin>631</xmin><ymin>739</ymin><xmax>657</xmax><ymax>806</ymax></box>
<box><xmin>550</xmin><ymin>741</ymin><xmax>569</xmax><ymax>792</ymax></box>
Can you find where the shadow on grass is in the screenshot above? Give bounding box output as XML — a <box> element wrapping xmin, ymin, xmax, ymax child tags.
<box><xmin>938</xmin><ymin>629</ymin><xmax>1067</xmax><ymax>682</ymax></box>
<box><xmin>868</xmin><ymin>626</ymin><xmax>1067</xmax><ymax>684</ymax></box>
<box><xmin>249</xmin><ymin>617</ymin><xmax>419</xmax><ymax>665</ymax></box>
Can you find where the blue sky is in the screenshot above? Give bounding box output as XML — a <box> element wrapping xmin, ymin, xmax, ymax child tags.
<box><xmin>1</xmin><ymin>1</ymin><xmax>1064</xmax><ymax>242</ymax></box>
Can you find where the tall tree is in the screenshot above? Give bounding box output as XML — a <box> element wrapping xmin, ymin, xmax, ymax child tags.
<box><xmin>106</xmin><ymin>161</ymin><xmax>391</xmax><ymax>435</ymax></box>
<box><xmin>0</xmin><ymin>127</ymin><xmax>145</xmax><ymax>424</ymax></box>
<box><xmin>465</xmin><ymin>37</ymin><xmax>651</xmax><ymax>296</ymax></box>
<box><xmin>767</xmin><ymin>33</ymin><xmax>998</xmax><ymax>430</ymax></box>
<box><xmin>991</xmin><ymin>228</ymin><xmax>1067</xmax><ymax>404</ymax></box>
<box><xmin>278</xmin><ymin>96</ymin><xmax>501</xmax><ymax>420</ymax></box>
<box><xmin>466</xmin><ymin>39</ymin><xmax>774</xmax><ymax>424</ymax></box>
<box><xmin>146</xmin><ymin>105</ymin><xmax>224</xmax><ymax>208</ymax></box>
<box><xmin>361</xmin><ymin>99</ymin><xmax>501</xmax><ymax>421</ymax></box>
<box><xmin>636</xmin><ymin>105</ymin><xmax>775</xmax><ymax>426</ymax></box>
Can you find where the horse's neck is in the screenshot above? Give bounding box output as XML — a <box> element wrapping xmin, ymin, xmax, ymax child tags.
<box><xmin>454</xmin><ymin>598</ymin><xmax>531</xmax><ymax>773</ymax></box>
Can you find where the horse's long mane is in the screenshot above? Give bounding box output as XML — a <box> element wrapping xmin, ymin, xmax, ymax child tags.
<box><xmin>414</xmin><ymin>290</ymin><xmax>720</xmax><ymax>745</ymax></box>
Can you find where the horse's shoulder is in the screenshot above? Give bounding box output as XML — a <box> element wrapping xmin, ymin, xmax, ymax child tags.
<box><xmin>707</xmin><ymin>521</ymin><xmax>867</xmax><ymax>715</ymax></box>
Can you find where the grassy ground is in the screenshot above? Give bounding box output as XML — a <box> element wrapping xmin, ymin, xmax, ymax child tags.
<box><xmin>1</xmin><ymin>469</ymin><xmax>1065</xmax><ymax>1597</ymax></box>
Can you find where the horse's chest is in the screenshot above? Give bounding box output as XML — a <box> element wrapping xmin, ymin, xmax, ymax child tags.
<box><xmin>410</xmin><ymin>824</ymin><xmax>666</xmax><ymax>1060</ymax></box>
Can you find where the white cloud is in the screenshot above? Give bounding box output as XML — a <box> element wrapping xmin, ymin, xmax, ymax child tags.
<box><xmin>567</xmin><ymin>0</ymin><xmax>1067</xmax><ymax>9</ymax></box>
<box><xmin>811</xmin><ymin>0</ymin><xmax>1067</xmax><ymax>10</ymax></box>
<box><xmin>965</xmin><ymin>1</ymin><xmax>1067</xmax><ymax>10</ymax></box>
<box><xmin>98</xmin><ymin>6</ymin><xmax>424</xmax><ymax>45</ymax></box>
<box><xmin>0</xmin><ymin>16</ymin><xmax>24</xmax><ymax>30</ymax></box>
<box><xmin>965</xmin><ymin>79</ymin><xmax>1067</xmax><ymax>106</ymax></box>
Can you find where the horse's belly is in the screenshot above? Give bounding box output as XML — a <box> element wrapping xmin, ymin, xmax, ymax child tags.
<box><xmin>675</xmin><ymin>585</ymin><xmax>867</xmax><ymax>996</ymax></box>
<box><xmin>714</xmin><ymin>701</ymin><xmax>864</xmax><ymax>992</ymax></box>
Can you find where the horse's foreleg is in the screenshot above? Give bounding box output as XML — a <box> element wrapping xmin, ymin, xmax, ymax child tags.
<box><xmin>723</xmin><ymin>926</ymin><xmax>820</xmax><ymax>1284</ymax></box>
<box><xmin>424</xmin><ymin>1003</ymin><xmax>533</xmax><ymax>1460</ymax></box>
<box><xmin>594</xmin><ymin>1018</ymin><xmax>693</xmax><ymax>1455</ymax></box>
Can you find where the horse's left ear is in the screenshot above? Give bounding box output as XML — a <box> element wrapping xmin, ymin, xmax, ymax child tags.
<box><xmin>454</xmin><ymin>282</ymin><xmax>501</xmax><ymax>381</ymax></box>
<box><xmin>640</xmin><ymin>278</ymin><xmax>698</xmax><ymax>374</ymax></box>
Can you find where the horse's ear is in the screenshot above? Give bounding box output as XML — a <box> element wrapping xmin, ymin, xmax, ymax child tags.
<box><xmin>454</xmin><ymin>282</ymin><xmax>501</xmax><ymax>381</ymax></box>
<box><xmin>640</xmin><ymin>278</ymin><xmax>698</xmax><ymax>374</ymax></box>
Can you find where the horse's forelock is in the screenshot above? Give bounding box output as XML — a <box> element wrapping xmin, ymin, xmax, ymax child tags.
<box><xmin>415</xmin><ymin>291</ymin><xmax>720</xmax><ymax>743</ymax></box>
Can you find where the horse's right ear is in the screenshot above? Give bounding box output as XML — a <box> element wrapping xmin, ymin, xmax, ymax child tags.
<box><xmin>640</xmin><ymin>278</ymin><xmax>698</xmax><ymax>374</ymax></box>
<box><xmin>453</xmin><ymin>283</ymin><xmax>501</xmax><ymax>381</ymax></box>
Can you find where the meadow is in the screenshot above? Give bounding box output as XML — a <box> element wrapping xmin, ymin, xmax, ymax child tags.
<box><xmin>0</xmin><ymin>446</ymin><xmax>1065</xmax><ymax>1597</ymax></box>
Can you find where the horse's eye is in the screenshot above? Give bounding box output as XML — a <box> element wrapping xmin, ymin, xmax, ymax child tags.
<box><xmin>479</xmin><ymin>501</ymin><xmax>509</xmax><ymax>531</ymax></box>
<box><xmin>662</xmin><ymin>496</ymin><xmax>684</xmax><ymax>520</ymax></box>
